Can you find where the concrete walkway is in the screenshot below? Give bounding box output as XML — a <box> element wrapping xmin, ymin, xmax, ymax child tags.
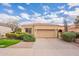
<box><xmin>9</xmin><ymin>42</ymin><xmax>34</xmax><ymax>48</ymax></box>
<box><xmin>0</xmin><ymin>38</ymin><xmax>79</xmax><ymax>56</ymax></box>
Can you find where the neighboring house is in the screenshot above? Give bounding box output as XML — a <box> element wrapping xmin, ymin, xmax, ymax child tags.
<box><xmin>68</xmin><ymin>25</ymin><xmax>79</xmax><ymax>32</ymax></box>
<box><xmin>0</xmin><ymin>26</ymin><xmax>12</xmax><ymax>35</ymax></box>
<box><xmin>21</xmin><ymin>23</ymin><xmax>65</xmax><ymax>38</ymax></box>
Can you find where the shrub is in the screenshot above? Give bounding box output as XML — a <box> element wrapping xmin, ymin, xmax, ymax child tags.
<box><xmin>61</xmin><ymin>32</ymin><xmax>76</xmax><ymax>42</ymax></box>
<box><xmin>15</xmin><ymin>28</ymin><xmax>22</xmax><ymax>33</ymax></box>
<box><xmin>76</xmin><ymin>32</ymin><xmax>79</xmax><ymax>38</ymax></box>
<box><xmin>6</xmin><ymin>32</ymin><xmax>36</xmax><ymax>42</ymax></box>
<box><xmin>6</xmin><ymin>33</ymin><xmax>22</xmax><ymax>39</ymax></box>
<box><xmin>6</xmin><ymin>33</ymin><xmax>16</xmax><ymax>39</ymax></box>
<box><xmin>21</xmin><ymin>33</ymin><xmax>35</xmax><ymax>42</ymax></box>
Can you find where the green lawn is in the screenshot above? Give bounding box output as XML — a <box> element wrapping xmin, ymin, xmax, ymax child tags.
<box><xmin>0</xmin><ymin>39</ymin><xmax>20</xmax><ymax>48</ymax></box>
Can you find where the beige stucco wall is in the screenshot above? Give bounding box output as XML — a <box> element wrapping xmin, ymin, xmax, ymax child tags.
<box><xmin>21</xmin><ymin>24</ymin><xmax>79</xmax><ymax>38</ymax></box>
<box><xmin>34</xmin><ymin>25</ymin><xmax>58</xmax><ymax>29</ymax></box>
<box><xmin>21</xmin><ymin>24</ymin><xmax>61</xmax><ymax>38</ymax></box>
<box><xmin>21</xmin><ymin>25</ymin><xmax>34</xmax><ymax>35</ymax></box>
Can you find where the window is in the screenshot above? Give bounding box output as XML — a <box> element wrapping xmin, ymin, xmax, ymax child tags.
<box><xmin>25</xmin><ymin>28</ymin><xmax>32</xmax><ymax>34</ymax></box>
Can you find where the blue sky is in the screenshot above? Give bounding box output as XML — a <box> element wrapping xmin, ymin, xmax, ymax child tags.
<box><xmin>0</xmin><ymin>3</ymin><xmax>79</xmax><ymax>25</ymax></box>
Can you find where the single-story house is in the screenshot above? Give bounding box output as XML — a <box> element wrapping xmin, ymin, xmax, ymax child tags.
<box><xmin>0</xmin><ymin>26</ymin><xmax>12</xmax><ymax>36</ymax></box>
<box><xmin>0</xmin><ymin>23</ymin><xmax>79</xmax><ymax>38</ymax></box>
<box><xmin>21</xmin><ymin>23</ymin><xmax>65</xmax><ymax>38</ymax></box>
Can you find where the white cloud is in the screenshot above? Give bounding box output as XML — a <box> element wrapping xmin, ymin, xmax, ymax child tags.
<box><xmin>64</xmin><ymin>8</ymin><xmax>79</xmax><ymax>16</ymax></box>
<box><xmin>68</xmin><ymin>3</ymin><xmax>79</xmax><ymax>9</ymax></box>
<box><xmin>45</xmin><ymin>12</ymin><xmax>58</xmax><ymax>18</ymax></box>
<box><xmin>51</xmin><ymin>17</ymin><xmax>64</xmax><ymax>24</ymax></box>
<box><xmin>59</xmin><ymin>10</ymin><xmax>65</xmax><ymax>13</ymax></box>
<box><xmin>50</xmin><ymin>17</ymin><xmax>73</xmax><ymax>25</ymax></box>
<box><xmin>20</xmin><ymin>21</ymin><xmax>32</xmax><ymax>25</ymax></box>
<box><xmin>32</xmin><ymin>17</ymin><xmax>48</xmax><ymax>23</ymax></box>
<box><xmin>0</xmin><ymin>13</ymin><xmax>20</xmax><ymax>23</ymax></box>
<box><xmin>58</xmin><ymin>5</ymin><xmax>65</xmax><ymax>10</ymax></box>
<box><xmin>57</xmin><ymin>3</ymin><xmax>79</xmax><ymax>16</ymax></box>
<box><xmin>20</xmin><ymin>13</ymin><xmax>30</xmax><ymax>19</ymax></box>
<box><xmin>32</xmin><ymin>11</ymin><xmax>41</xmax><ymax>17</ymax></box>
<box><xmin>18</xmin><ymin>6</ymin><xmax>25</xmax><ymax>10</ymax></box>
<box><xmin>2</xmin><ymin>3</ymin><xmax>11</xmax><ymax>7</ymax></box>
<box><xmin>68</xmin><ymin>3</ymin><xmax>79</xmax><ymax>7</ymax></box>
<box><xmin>4</xmin><ymin>9</ymin><xmax>14</xmax><ymax>14</ymax></box>
<box><xmin>16</xmin><ymin>16</ymin><xmax>21</xmax><ymax>20</ymax></box>
<box><xmin>43</xmin><ymin>5</ymin><xmax>50</xmax><ymax>15</ymax></box>
<box><xmin>20</xmin><ymin>16</ymin><xmax>48</xmax><ymax>25</ymax></box>
<box><xmin>19</xmin><ymin>11</ymin><xmax>73</xmax><ymax>25</ymax></box>
<box><xmin>30</xmin><ymin>11</ymin><xmax>48</xmax><ymax>23</ymax></box>
<box><xmin>20</xmin><ymin>12</ymin><xmax>49</xmax><ymax>24</ymax></box>
<box><xmin>34</xmin><ymin>13</ymin><xmax>41</xmax><ymax>17</ymax></box>
<box><xmin>20</xmin><ymin>11</ymin><xmax>65</xmax><ymax>25</ymax></box>
<box><xmin>43</xmin><ymin>5</ymin><xmax>50</xmax><ymax>11</ymax></box>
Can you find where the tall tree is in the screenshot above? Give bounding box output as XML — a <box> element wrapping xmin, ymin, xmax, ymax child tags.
<box><xmin>0</xmin><ymin>18</ymin><xmax>19</xmax><ymax>32</ymax></box>
<box><xmin>74</xmin><ymin>16</ymin><xmax>79</xmax><ymax>28</ymax></box>
<box><xmin>63</xmin><ymin>19</ymin><xmax>68</xmax><ymax>32</ymax></box>
<box><xmin>7</xmin><ymin>18</ymin><xmax>19</xmax><ymax>32</ymax></box>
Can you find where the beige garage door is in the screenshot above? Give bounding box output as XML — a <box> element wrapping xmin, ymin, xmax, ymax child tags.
<box><xmin>36</xmin><ymin>29</ymin><xmax>57</xmax><ymax>38</ymax></box>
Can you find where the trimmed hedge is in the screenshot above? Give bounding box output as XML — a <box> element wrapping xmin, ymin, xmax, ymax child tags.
<box><xmin>6</xmin><ymin>32</ymin><xmax>35</xmax><ymax>42</ymax></box>
<box><xmin>6</xmin><ymin>33</ymin><xmax>22</xmax><ymax>39</ymax></box>
<box><xmin>61</xmin><ymin>32</ymin><xmax>76</xmax><ymax>42</ymax></box>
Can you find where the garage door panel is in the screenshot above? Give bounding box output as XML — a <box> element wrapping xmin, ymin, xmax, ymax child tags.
<box><xmin>36</xmin><ymin>29</ymin><xmax>57</xmax><ymax>38</ymax></box>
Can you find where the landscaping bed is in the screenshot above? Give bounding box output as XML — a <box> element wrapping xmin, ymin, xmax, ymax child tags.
<box><xmin>6</xmin><ymin>28</ymin><xmax>36</xmax><ymax>42</ymax></box>
<box><xmin>0</xmin><ymin>28</ymin><xmax>36</xmax><ymax>48</ymax></box>
<box><xmin>0</xmin><ymin>38</ymin><xmax>20</xmax><ymax>48</ymax></box>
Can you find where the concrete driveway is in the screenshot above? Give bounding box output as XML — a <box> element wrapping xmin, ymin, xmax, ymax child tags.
<box><xmin>0</xmin><ymin>38</ymin><xmax>79</xmax><ymax>56</ymax></box>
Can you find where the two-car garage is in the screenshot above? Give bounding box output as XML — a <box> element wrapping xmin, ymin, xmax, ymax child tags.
<box><xmin>36</xmin><ymin>29</ymin><xmax>57</xmax><ymax>38</ymax></box>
